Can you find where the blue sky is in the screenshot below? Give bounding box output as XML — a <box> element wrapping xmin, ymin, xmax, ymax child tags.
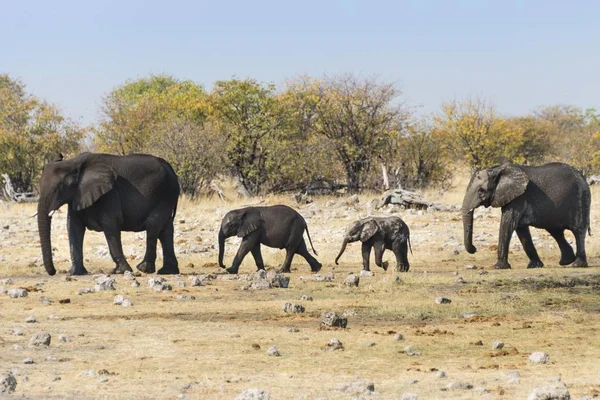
<box><xmin>2</xmin><ymin>0</ymin><xmax>599</xmax><ymax>124</ymax></box>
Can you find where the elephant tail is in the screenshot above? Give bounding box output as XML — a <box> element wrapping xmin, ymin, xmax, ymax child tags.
<box><xmin>305</xmin><ymin>225</ymin><xmax>318</xmax><ymax>256</ymax></box>
<box><xmin>408</xmin><ymin>235</ymin><xmax>413</xmax><ymax>255</ymax></box>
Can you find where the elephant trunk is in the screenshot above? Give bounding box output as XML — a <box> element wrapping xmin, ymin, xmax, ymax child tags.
<box><xmin>462</xmin><ymin>205</ymin><xmax>477</xmax><ymax>254</ymax></box>
<box><xmin>37</xmin><ymin>197</ymin><xmax>56</xmax><ymax>276</ymax></box>
<box><xmin>335</xmin><ymin>238</ymin><xmax>349</xmax><ymax>265</ymax></box>
<box><xmin>218</xmin><ymin>229</ymin><xmax>226</xmax><ymax>269</ymax></box>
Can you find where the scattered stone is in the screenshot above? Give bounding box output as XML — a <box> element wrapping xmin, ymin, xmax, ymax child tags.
<box><xmin>30</xmin><ymin>332</ymin><xmax>51</xmax><ymax>347</ymax></box>
<box><xmin>23</xmin><ymin>358</ymin><xmax>34</xmax><ymax>364</ymax></box>
<box><xmin>94</xmin><ymin>275</ymin><xmax>116</xmax><ymax>291</ymax></box>
<box><xmin>176</xmin><ymin>280</ymin><xmax>186</xmax><ymax>288</ymax></box>
<box><xmin>283</xmin><ymin>303</ymin><xmax>305</xmax><ymax>314</ymax></box>
<box><xmin>0</xmin><ymin>278</ymin><xmax>13</xmax><ymax>285</ymax></box>
<box><xmin>266</xmin><ymin>270</ymin><xmax>290</xmax><ymax>288</ymax></box>
<box><xmin>462</xmin><ymin>312</ymin><xmax>477</xmax><ymax>319</ymax></box>
<box><xmin>404</xmin><ymin>379</ymin><xmax>419</xmax><ymax>385</ymax></box>
<box><xmin>0</xmin><ymin>286</ymin><xmax>6</xmax><ymax>294</ymax></box>
<box><xmin>130</xmin><ymin>280</ymin><xmax>140</xmax><ymax>288</ymax></box>
<box><xmin>492</xmin><ymin>340</ymin><xmax>504</xmax><ymax>350</ymax></box>
<box><xmin>47</xmin><ymin>315</ymin><xmax>60</xmax><ymax>320</ymax></box>
<box><xmin>188</xmin><ymin>276</ymin><xmax>206</xmax><ymax>287</ymax></box>
<box><xmin>59</xmin><ymin>334</ymin><xmax>70</xmax><ymax>343</ymax></box>
<box><xmin>342</xmin><ymin>309</ymin><xmax>357</xmax><ymax>317</ymax></box>
<box><xmin>313</xmin><ymin>272</ymin><xmax>334</xmax><ymax>282</ymax></box>
<box><xmin>0</xmin><ymin>371</ymin><xmax>17</xmax><ymax>394</ymax></box>
<box><xmin>78</xmin><ymin>287</ymin><xmax>95</xmax><ymax>295</ymax></box>
<box><xmin>288</xmin><ymin>327</ymin><xmax>300</xmax><ymax>333</ymax></box>
<box><xmin>40</xmin><ymin>296</ymin><xmax>54</xmax><ymax>304</ymax></box>
<box><xmin>471</xmin><ymin>340</ymin><xmax>483</xmax><ymax>346</ymax></box>
<box><xmin>52</xmin><ymin>376</ymin><xmax>61</xmax><ymax>382</ymax></box>
<box><xmin>320</xmin><ymin>312</ymin><xmax>348</xmax><ymax>329</ymax></box>
<box><xmin>527</xmin><ymin>383</ymin><xmax>570</xmax><ymax>400</ymax></box>
<box><xmin>266</xmin><ymin>346</ymin><xmax>280</xmax><ymax>357</ymax></box>
<box><xmin>300</xmin><ymin>295</ymin><xmax>313</xmax><ymax>301</ymax></box>
<box><xmin>529</xmin><ymin>352</ymin><xmax>550</xmax><ymax>364</ymax></box>
<box><xmin>45</xmin><ymin>356</ymin><xmax>57</xmax><ymax>361</ymax></box>
<box><xmin>25</xmin><ymin>316</ymin><xmax>36</xmax><ymax>323</ymax></box>
<box><xmin>360</xmin><ymin>270</ymin><xmax>374</xmax><ymax>277</ymax></box>
<box><xmin>394</xmin><ymin>333</ymin><xmax>405</xmax><ymax>341</ymax></box>
<box><xmin>99</xmin><ymin>377</ymin><xmax>109</xmax><ymax>383</ymax></box>
<box><xmin>446</xmin><ymin>381</ymin><xmax>473</xmax><ymax>390</ymax></box>
<box><xmin>113</xmin><ymin>295</ymin><xmax>125</xmax><ymax>305</ymax></box>
<box><xmin>343</xmin><ymin>273</ymin><xmax>360</xmax><ymax>287</ymax></box>
<box><xmin>123</xmin><ymin>271</ymin><xmax>136</xmax><ymax>280</ymax></box>
<box><xmin>234</xmin><ymin>388</ymin><xmax>270</xmax><ymax>400</ymax></box>
<box><xmin>58</xmin><ymin>298</ymin><xmax>71</xmax><ymax>304</ymax></box>
<box><xmin>455</xmin><ymin>276</ymin><xmax>466</xmax><ymax>284</ymax></box>
<box><xmin>12</xmin><ymin>328</ymin><xmax>24</xmax><ymax>336</ymax></box>
<box><xmin>335</xmin><ymin>380</ymin><xmax>375</xmax><ymax>395</ymax></box>
<box><xmin>401</xmin><ymin>394</ymin><xmax>418</xmax><ymax>400</ymax></box>
<box><xmin>464</xmin><ymin>265</ymin><xmax>477</xmax><ymax>270</ymax></box>
<box><xmin>121</xmin><ymin>299</ymin><xmax>133</xmax><ymax>308</ymax></box>
<box><xmin>436</xmin><ymin>370</ymin><xmax>447</xmax><ymax>379</ymax></box>
<box><xmin>506</xmin><ymin>371</ymin><xmax>520</xmax><ymax>380</ymax></box>
<box><xmin>8</xmin><ymin>288</ymin><xmax>28</xmax><ymax>298</ymax></box>
<box><xmin>177</xmin><ymin>295</ymin><xmax>196</xmax><ymax>301</ymax></box>
<box><xmin>435</xmin><ymin>297</ymin><xmax>451</xmax><ymax>304</ymax></box>
<box><xmin>148</xmin><ymin>277</ymin><xmax>172</xmax><ymax>292</ymax></box>
<box><xmin>81</xmin><ymin>370</ymin><xmax>96</xmax><ymax>377</ymax></box>
<box><xmin>403</xmin><ymin>345</ymin><xmax>420</xmax><ymax>356</ymax></box>
<box><xmin>324</xmin><ymin>338</ymin><xmax>344</xmax><ymax>351</ymax></box>
<box><xmin>478</xmin><ymin>270</ymin><xmax>489</xmax><ymax>275</ymax></box>
<box><xmin>364</xmin><ymin>342</ymin><xmax>377</xmax><ymax>347</ymax></box>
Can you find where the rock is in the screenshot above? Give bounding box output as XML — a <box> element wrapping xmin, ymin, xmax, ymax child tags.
<box><xmin>324</xmin><ymin>338</ymin><xmax>344</xmax><ymax>351</ymax></box>
<box><xmin>12</xmin><ymin>328</ymin><xmax>24</xmax><ymax>336</ymax></box>
<box><xmin>300</xmin><ymin>295</ymin><xmax>313</xmax><ymax>301</ymax></box>
<box><xmin>25</xmin><ymin>316</ymin><xmax>36</xmax><ymax>323</ymax></box>
<box><xmin>123</xmin><ymin>271</ymin><xmax>136</xmax><ymax>280</ymax></box>
<box><xmin>435</xmin><ymin>297</ymin><xmax>451</xmax><ymax>304</ymax></box>
<box><xmin>78</xmin><ymin>287</ymin><xmax>95</xmax><ymax>295</ymax></box>
<box><xmin>462</xmin><ymin>312</ymin><xmax>477</xmax><ymax>319</ymax></box>
<box><xmin>478</xmin><ymin>270</ymin><xmax>489</xmax><ymax>275</ymax></box>
<box><xmin>234</xmin><ymin>388</ymin><xmax>270</xmax><ymax>400</ymax></box>
<box><xmin>176</xmin><ymin>280</ymin><xmax>186</xmax><ymax>288</ymax></box>
<box><xmin>177</xmin><ymin>295</ymin><xmax>196</xmax><ymax>301</ymax></box>
<box><xmin>335</xmin><ymin>380</ymin><xmax>375</xmax><ymax>395</ymax></box>
<box><xmin>59</xmin><ymin>334</ymin><xmax>70</xmax><ymax>343</ymax></box>
<box><xmin>435</xmin><ymin>370</ymin><xmax>447</xmax><ymax>378</ymax></box>
<box><xmin>121</xmin><ymin>299</ymin><xmax>133</xmax><ymax>308</ymax></box>
<box><xmin>81</xmin><ymin>370</ymin><xmax>96</xmax><ymax>377</ymax></box>
<box><xmin>342</xmin><ymin>309</ymin><xmax>357</xmax><ymax>317</ymax></box>
<box><xmin>464</xmin><ymin>265</ymin><xmax>477</xmax><ymax>270</ymax></box>
<box><xmin>0</xmin><ymin>278</ymin><xmax>13</xmax><ymax>285</ymax></box>
<box><xmin>492</xmin><ymin>340</ymin><xmax>504</xmax><ymax>350</ymax></box>
<box><xmin>529</xmin><ymin>352</ymin><xmax>550</xmax><ymax>364</ymax></box>
<box><xmin>0</xmin><ymin>372</ymin><xmax>17</xmax><ymax>394</ymax></box>
<box><xmin>401</xmin><ymin>394</ymin><xmax>418</xmax><ymax>400</ymax></box>
<box><xmin>0</xmin><ymin>286</ymin><xmax>6</xmax><ymax>294</ymax></box>
<box><xmin>266</xmin><ymin>346</ymin><xmax>280</xmax><ymax>357</ymax></box>
<box><xmin>343</xmin><ymin>274</ymin><xmax>360</xmax><ymax>287</ymax></box>
<box><xmin>113</xmin><ymin>295</ymin><xmax>125</xmax><ymax>305</ymax></box>
<box><xmin>527</xmin><ymin>383</ymin><xmax>570</xmax><ymax>400</ymax></box>
<box><xmin>360</xmin><ymin>270</ymin><xmax>374</xmax><ymax>277</ymax></box>
<box><xmin>130</xmin><ymin>280</ymin><xmax>140</xmax><ymax>288</ymax></box>
<box><xmin>148</xmin><ymin>277</ymin><xmax>172</xmax><ymax>292</ymax></box>
<box><xmin>8</xmin><ymin>288</ymin><xmax>28</xmax><ymax>298</ymax></box>
<box><xmin>30</xmin><ymin>332</ymin><xmax>51</xmax><ymax>347</ymax></box>
<box><xmin>509</xmin><ymin>377</ymin><xmax>521</xmax><ymax>384</ymax></box>
<box><xmin>394</xmin><ymin>333</ymin><xmax>405</xmax><ymax>341</ymax></box>
<box><xmin>364</xmin><ymin>342</ymin><xmax>377</xmax><ymax>347</ymax></box>
<box><xmin>58</xmin><ymin>298</ymin><xmax>71</xmax><ymax>304</ymax></box>
<box><xmin>320</xmin><ymin>312</ymin><xmax>348</xmax><ymax>328</ymax></box>
<box><xmin>40</xmin><ymin>296</ymin><xmax>54</xmax><ymax>304</ymax></box>
<box><xmin>288</xmin><ymin>327</ymin><xmax>300</xmax><ymax>333</ymax></box>
<box><xmin>266</xmin><ymin>270</ymin><xmax>290</xmax><ymax>288</ymax></box>
<box><xmin>45</xmin><ymin>356</ymin><xmax>57</xmax><ymax>361</ymax></box>
<box><xmin>403</xmin><ymin>345</ymin><xmax>420</xmax><ymax>356</ymax></box>
<box><xmin>505</xmin><ymin>371</ymin><xmax>520</xmax><ymax>379</ymax></box>
<box><xmin>455</xmin><ymin>276</ymin><xmax>466</xmax><ymax>284</ymax></box>
<box><xmin>282</xmin><ymin>303</ymin><xmax>305</xmax><ymax>314</ymax></box>
<box><xmin>48</xmin><ymin>314</ymin><xmax>60</xmax><ymax>320</ymax></box>
<box><xmin>94</xmin><ymin>276</ymin><xmax>116</xmax><ymax>291</ymax></box>
<box><xmin>23</xmin><ymin>358</ymin><xmax>34</xmax><ymax>364</ymax></box>
<box><xmin>447</xmin><ymin>381</ymin><xmax>473</xmax><ymax>390</ymax></box>
<box><xmin>313</xmin><ymin>272</ymin><xmax>335</xmax><ymax>282</ymax></box>
<box><xmin>188</xmin><ymin>276</ymin><xmax>206</xmax><ymax>287</ymax></box>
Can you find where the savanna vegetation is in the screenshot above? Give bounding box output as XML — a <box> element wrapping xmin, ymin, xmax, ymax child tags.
<box><xmin>1</xmin><ymin>72</ymin><xmax>599</xmax><ymax>197</ymax></box>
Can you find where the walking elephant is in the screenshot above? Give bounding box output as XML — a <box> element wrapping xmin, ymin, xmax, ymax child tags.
<box><xmin>37</xmin><ymin>152</ymin><xmax>180</xmax><ymax>276</ymax></box>
<box><xmin>462</xmin><ymin>162</ymin><xmax>591</xmax><ymax>269</ymax></box>
<box><xmin>218</xmin><ymin>205</ymin><xmax>322</xmax><ymax>274</ymax></box>
<box><xmin>335</xmin><ymin>216</ymin><xmax>412</xmax><ymax>272</ymax></box>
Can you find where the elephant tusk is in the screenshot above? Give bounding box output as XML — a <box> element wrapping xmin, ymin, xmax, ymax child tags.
<box><xmin>48</xmin><ymin>210</ymin><xmax>55</xmax><ymax>218</ymax></box>
<box><xmin>30</xmin><ymin>212</ymin><xmax>38</xmax><ymax>218</ymax></box>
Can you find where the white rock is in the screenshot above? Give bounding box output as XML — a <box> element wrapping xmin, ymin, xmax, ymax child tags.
<box><xmin>529</xmin><ymin>352</ymin><xmax>549</xmax><ymax>364</ymax></box>
<box><xmin>234</xmin><ymin>388</ymin><xmax>270</xmax><ymax>400</ymax></box>
<box><xmin>360</xmin><ymin>270</ymin><xmax>374</xmax><ymax>277</ymax></box>
<box><xmin>282</xmin><ymin>303</ymin><xmax>305</xmax><ymax>314</ymax></box>
<box><xmin>343</xmin><ymin>274</ymin><xmax>360</xmax><ymax>287</ymax></box>
<box><xmin>492</xmin><ymin>340</ymin><xmax>504</xmax><ymax>350</ymax></box>
<box><xmin>0</xmin><ymin>278</ymin><xmax>13</xmax><ymax>285</ymax></box>
<box><xmin>394</xmin><ymin>333</ymin><xmax>405</xmax><ymax>341</ymax></box>
<box><xmin>0</xmin><ymin>372</ymin><xmax>17</xmax><ymax>394</ymax></box>
<box><xmin>121</xmin><ymin>299</ymin><xmax>133</xmax><ymax>308</ymax></box>
<box><xmin>130</xmin><ymin>280</ymin><xmax>140</xmax><ymax>288</ymax></box>
<box><xmin>404</xmin><ymin>345</ymin><xmax>420</xmax><ymax>356</ymax></box>
<box><xmin>23</xmin><ymin>358</ymin><xmax>34</xmax><ymax>364</ymax></box>
<box><xmin>401</xmin><ymin>393</ymin><xmax>418</xmax><ymax>400</ymax></box>
<box><xmin>94</xmin><ymin>275</ymin><xmax>116</xmax><ymax>291</ymax></box>
<box><xmin>29</xmin><ymin>332</ymin><xmax>51</xmax><ymax>347</ymax></box>
<box><xmin>8</xmin><ymin>288</ymin><xmax>28</xmax><ymax>298</ymax></box>
<box><xmin>25</xmin><ymin>316</ymin><xmax>36</xmax><ymax>323</ymax></box>
<box><xmin>527</xmin><ymin>383</ymin><xmax>570</xmax><ymax>400</ymax></box>
<box><xmin>123</xmin><ymin>271</ymin><xmax>136</xmax><ymax>280</ymax></box>
<box><xmin>435</xmin><ymin>370</ymin><xmax>447</xmax><ymax>378</ymax></box>
<box><xmin>266</xmin><ymin>346</ymin><xmax>280</xmax><ymax>357</ymax></box>
<box><xmin>447</xmin><ymin>381</ymin><xmax>473</xmax><ymax>390</ymax></box>
<box><xmin>59</xmin><ymin>334</ymin><xmax>70</xmax><ymax>343</ymax></box>
<box><xmin>335</xmin><ymin>380</ymin><xmax>375</xmax><ymax>394</ymax></box>
<box><xmin>435</xmin><ymin>297</ymin><xmax>451</xmax><ymax>304</ymax></box>
<box><xmin>12</xmin><ymin>328</ymin><xmax>24</xmax><ymax>336</ymax></box>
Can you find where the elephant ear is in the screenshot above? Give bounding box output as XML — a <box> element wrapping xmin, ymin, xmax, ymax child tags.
<box><xmin>75</xmin><ymin>164</ymin><xmax>116</xmax><ymax>210</ymax></box>
<box><xmin>359</xmin><ymin>219</ymin><xmax>379</xmax><ymax>242</ymax></box>
<box><xmin>237</xmin><ymin>212</ymin><xmax>263</xmax><ymax>238</ymax></box>
<box><xmin>491</xmin><ymin>165</ymin><xmax>529</xmax><ymax>207</ymax></box>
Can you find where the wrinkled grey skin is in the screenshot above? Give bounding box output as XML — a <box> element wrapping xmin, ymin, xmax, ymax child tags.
<box><xmin>335</xmin><ymin>216</ymin><xmax>411</xmax><ymax>272</ymax></box>
<box><xmin>38</xmin><ymin>152</ymin><xmax>180</xmax><ymax>276</ymax></box>
<box><xmin>218</xmin><ymin>205</ymin><xmax>321</xmax><ymax>274</ymax></box>
<box><xmin>462</xmin><ymin>162</ymin><xmax>591</xmax><ymax>269</ymax></box>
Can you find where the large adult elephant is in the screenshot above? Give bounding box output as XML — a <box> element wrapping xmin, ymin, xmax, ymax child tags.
<box><xmin>218</xmin><ymin>205</ymin><xmax>322</xmax><ymax>274</ymax></box>
<box><xmin>37</xmin><ymin>152</ymin><xmax>180</xmax><ymax>276</ymax></box>
<box><xmin>462</xmin><ymin>162</ymin><xmax>591</xmax><ymax>269</ymax></box>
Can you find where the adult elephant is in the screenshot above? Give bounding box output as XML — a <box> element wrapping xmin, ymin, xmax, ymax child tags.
<box><xmin>218</xmin><ymin>205</ymin><xmax>321</xmax><ymax>274</ymax></box>
<box><xmin>37</xmin><ymin>152</ymin><xmax>180</xmax><ymax>276</ymax></box>
<box><xmin>462</xmin><ymin>162</ymin><xmax>591</xmax><ymax>269</ymax></box>
<box><xmin>335</xmin><ymin>216</ymin><xmax>411</xmax><ymax>272</ymax></box>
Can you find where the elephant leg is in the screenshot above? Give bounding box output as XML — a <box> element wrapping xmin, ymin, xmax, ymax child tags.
<box><xmin>395</xmin><ymin>238</ymin><xmax>410</xmax><ymax>272</ymax></box>
<box><xmin>67</xmin><ymin>210</ymin><xmax>88</xmax><ymax>276</ymax></box>
<box><xmin>572</xmin><ymin>228</ymin><xmax>588</xmax><ymax>267</ymax></box>
<box><xmin>373</xmin><ymin>241</ymin><xmax>387</xmax><ymax>271</ymax></box>
<box><xmin>251</xmin><ymin>244</ymin><xmax>265</xmax><ymax>271</ymax></box>
<box><xmin>495</xmin><ymin>210</ymin><xmax>519</xmax><ymax>269</ymax></box>
<box><xmin>361</xmin><ymin>242</ymin><xmax>372</xmax><ymax>271</ymax></box>
<box><xmin>516</xmin><ymin>226</ymin><xmax>543</xmax><ymax>268</ymax></box>
<box><xmin>547</xmin><ymin>229</ymin><xmax>576</xmax><ymax>265</ymax></box>
<box><xmin>157</xmin><ymin>220</ymin><xmax>179</xmax><ymax>274</ymax></box>
<box><xmin>227</xmin><ymin>232</ymin><xmax>260</xmax><ymax>274</ymax></box>
<box><xmin>104</xmin><ymin>231</ymin><xmax>132</xmax><ymax>274</ymax></box>
<box><xmin>136</xmin><ymin>233</ymin><xmax>158</xmax><ymax>274</ymax></box>
<box><xmin>295</xmin><ymin>240</ymin><xmax>322</xmax><ymax>272</ymax></box>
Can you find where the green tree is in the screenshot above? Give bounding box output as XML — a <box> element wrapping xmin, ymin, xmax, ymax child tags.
<box><xmin>0</xmin><ymin>74</ymin><xmax>83</xmax><ymax>193</ymax></box>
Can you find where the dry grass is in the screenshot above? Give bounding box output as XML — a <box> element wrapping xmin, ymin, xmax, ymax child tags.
<box><xmin>1</xmin><ymin>179</ymin><xmax>600</xmax><ymax>399</ymax></box>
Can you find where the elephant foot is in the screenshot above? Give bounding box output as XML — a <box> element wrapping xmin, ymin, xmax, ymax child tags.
<box><xmin>572</xmin><ymin>258</ymin><xmax>588</xmax><ymax>268</ymax></box>
<box><xmin>311</xmin><ymin>262</ymin><xmax>322</xmax><ymax>273</ymax></box>
<box><xmin>559</xmin><ymin>253</ymin><xmax>577</xmax><ymax>265</ymax></box>
<box><xmin>493</xmin><ymin>260</ymin><xmax>511</xmax><ymax>270</ymax></box>
<box><xmin>226</xmin><ymin>267</ymin><xmax>239</xmax><ymax>275</ymax></box>
<box><xmin>395</xmin><ymin>264</ymin><xmax>409</xmax><ymax>273</ymax></box>
<box><xmin>67</xmin><ymin>265</ymin><xmax>88</xmax><ymax>276</ymax></box>
<box><xmin>157</xmin><ymin>261</ymin><xmax>180</xmax><ymax>275</ymax></box>
<box><xmin>527</xmin><ymin>259</ymin><xmax>544</xmax><ymax>269</ymax></box>
<box><xmin>381</xmin><ymin>261</ymin><xmax>389</xmax><ymax>271</ymax></box>
<box><xmin>111</xmin><ymin>262</ymin><xmax>133</xmax><ymax>275</ymax></box>
<box><xmin>278</xmin><ymin>267</ymin><xmax>291</xmax><ymax>274</ymax></box>
<box><xmin>136</xmin><ymin>261</ymin><xmax>156</xmax><ymax>274</ymax></box>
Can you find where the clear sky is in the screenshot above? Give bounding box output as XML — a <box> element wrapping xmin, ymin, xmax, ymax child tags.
<box><xmin>2</xmin><ymin>0</ymin><xmax>599</xmax><ymax>124</ymax></box>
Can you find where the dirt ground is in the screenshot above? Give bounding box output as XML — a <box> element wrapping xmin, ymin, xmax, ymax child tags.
<box><xmin>1</xmin><ymin>176</ymin><xmax>599</xmax><ymax>399</ymax></box>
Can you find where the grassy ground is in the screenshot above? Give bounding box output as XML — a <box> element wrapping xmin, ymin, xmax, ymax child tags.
<box><xmin>0</xmin><ymin>176</ymin><xmax>599</xmax><ymax>399</ymax></box>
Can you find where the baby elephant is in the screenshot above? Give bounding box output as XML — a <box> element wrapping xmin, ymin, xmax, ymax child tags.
<box><xmin>335</xmin><ymin>216</ymin><xmax>412</xmax><ymax>272</ymax></box>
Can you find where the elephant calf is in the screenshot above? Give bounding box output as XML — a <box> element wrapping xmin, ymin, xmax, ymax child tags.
<box><xmin>218</xmin><ymin>205</ymin><xmax>322</xmax><ymax>274</ymax></box>
<box><xmin>335</xmin><ymin>216</ymin><xmax>412</xmax><ymax>272</ymax></box>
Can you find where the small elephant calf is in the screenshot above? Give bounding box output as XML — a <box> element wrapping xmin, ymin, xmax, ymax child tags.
<box><xmin>335</xmin><ymin>216</ymin><xmax>412</xmax><ymax>272</ymax></box>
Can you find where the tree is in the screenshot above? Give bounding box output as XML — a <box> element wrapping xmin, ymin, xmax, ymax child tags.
<box><xmin>0</xmin><ymin>74</ymin><xmax>83</xmax><ymax>192</ymax></box>
<box><xmin>210</xmin><ymin>78</ymin><xmax>286</xmax><ymax>195</ymax></box>
<box><xmin>309</xmin><ymin>75</ymin><xmax>404</xmax><ymax>193</ymax></box>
